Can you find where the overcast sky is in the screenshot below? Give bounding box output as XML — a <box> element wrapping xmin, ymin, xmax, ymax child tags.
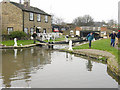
<box><xmin>0</xmin><ymin>0</ymin><xmax>119</xmax><ymax>23</ymax></box>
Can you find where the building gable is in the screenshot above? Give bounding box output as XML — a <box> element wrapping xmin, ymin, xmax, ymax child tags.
<box><xmin>10</xmin><ymin>2</ymin><xmax>51</xmax><ymax>16</ymax></box>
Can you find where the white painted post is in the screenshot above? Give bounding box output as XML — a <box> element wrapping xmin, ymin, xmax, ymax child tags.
<box><xmin>68</xmin><ymin>40</ymin><xmax>73</xmax><ymax>51</ymax></box>
<box><xmin>14</xmin><ymin>38</ymin><xmax>17</xmax><ymax>47</ymax></box>
<box><xmin>47</xmin><ymin>34</ymin><xmax>50</xmax><ymax>42</ymax></box>
<box><xmin>66</xmin><ymin>35</ymin><xmax>68</xmax><ymax>42</ymax></box>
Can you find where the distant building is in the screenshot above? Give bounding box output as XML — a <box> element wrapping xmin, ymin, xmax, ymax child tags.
<box><xmin>0</xmin><ymin>0</ymin><xmax>52</xmax><ymax>35</ymax></box>
<box><xmin>52</xmin><ymin>24</ymin><xmax>73</xmax><ymax>33</ymax></box>
<box><xmin>73</xmin><ymin>26</ymin><xmax>110</xmax><ymax>39</ymax></box>
<box><xmin>74</xmin><ymin>26</ymin><xmax>101</xmax><ymax>38</ymax></box>
<box><xmin>101</xmin><ymin>27</ymin><xmax>107</xmax><ymax>38</ymax></box>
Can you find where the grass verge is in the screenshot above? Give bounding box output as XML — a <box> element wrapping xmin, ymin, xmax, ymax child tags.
<box><xmin>73</xmin><ymin>39</ymin><xmax>119</xmax><ymax>64</ymax></box>
<box><xmin>1</xmin><ymin>40</ymin><xmax>34</xmax><ymax>46</ymax></box>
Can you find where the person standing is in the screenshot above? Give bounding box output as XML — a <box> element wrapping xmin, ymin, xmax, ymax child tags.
<box><xmin>117</xmin><ymin>30</ymin><xmax>120</xmax><ymax>46</ymax></box>
<box><xmin>32</xmin><ymin>32</ymin><xmax>37</xmax><ymax>44</ymax></box>
<box><xmin>87</xmin><ymin>32</ymin><xmax>94</xmax><ymax>48</ymax></box>
<box><xmin>109</xmin><ymin>31</ymin><xmax>117</xmax><ymax>47</ymax></box>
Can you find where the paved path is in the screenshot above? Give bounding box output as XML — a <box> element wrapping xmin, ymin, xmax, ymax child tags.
<box><xmin>74</xmin><ymin>49</ymin><xmax>115</xmax><ymax>58</ymax></box>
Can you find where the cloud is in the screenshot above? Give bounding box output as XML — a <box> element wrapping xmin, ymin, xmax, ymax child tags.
<box><xmin>0</xmin><ymin>0</ymin><xmax>119</xmax><ymax>23</ymax></box>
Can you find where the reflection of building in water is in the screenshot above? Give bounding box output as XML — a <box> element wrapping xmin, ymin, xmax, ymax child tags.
<box><xmin>2</xmin><ymin>47</ymin><xmax>52</xmax><ymax>87</ymax></box>
<box><xmin>86</xmin><ymin>60</ymin><xmax>93</xmax><ymax>71</ymax></box>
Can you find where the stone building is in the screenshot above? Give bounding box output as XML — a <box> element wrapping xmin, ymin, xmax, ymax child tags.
<box><xmin>0</xmin><ymin>0</ymin><xmax>52</xmax><ymax>35</ymax></box>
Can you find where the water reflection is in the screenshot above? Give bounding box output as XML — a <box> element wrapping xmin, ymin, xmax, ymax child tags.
<box><xmin>0</xmin><ymin>46</ymin><xmax>118</xmax><ymax>88</ymax></box>
<box><xmin>2</xmin><ymin>47</ymin><xmax>52</xmax><ymax>87</ymax></box>
<box><xmin>65</xmin><ymin>53</ymin><xmax>74</xmax><ymax>62</ymax></box>
<box><xmin>14</xmin><ymin>49</ymin><xmax>17</xmax><ymax>59</ymax></box>
<box><xmin>86</xmin><ymin>60</ymin><xmax>93</xmax><ymax>71</ymax></box>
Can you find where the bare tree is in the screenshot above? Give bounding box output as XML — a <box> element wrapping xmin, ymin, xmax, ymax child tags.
<box><xmin>107</xmin><ymin>19</ymin><xmax>117</xmax><ymax>26</ymax></box>
<box><xmin>73</xmin><ymin>15</ymin><xmax>94</xmax><ymax>26</ymax></box>
<box><xmin>51</xmin><ymin>14</ymin><xmax>66</xmax><ymax>25</ymax></box>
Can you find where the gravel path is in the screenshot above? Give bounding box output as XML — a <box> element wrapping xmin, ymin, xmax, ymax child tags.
<box><xmin>74</xmin><ymin>49</ymin><xmax>115</xmax><ymax>58</ymax></box>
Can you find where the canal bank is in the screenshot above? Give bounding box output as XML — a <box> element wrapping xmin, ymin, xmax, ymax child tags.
<box><xmin>58</xmin><ymin>38</ymin><xmax>119</xmax><ymax>78</ymax></box>
<box><xmin>1</xmin><ymin>39</ymin><xmax>119</xmax><ymax>80</ymax></box>
<box><xmin>59</xmin><ymin>49</ymin><xmax>119</xmax><ymax>77</ymax></box>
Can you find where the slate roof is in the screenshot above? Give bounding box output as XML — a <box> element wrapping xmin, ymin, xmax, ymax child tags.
<box><xmin>10</xmin><ymin>2</ymin><xmax>51</xmax><ymax>16</ymax></box>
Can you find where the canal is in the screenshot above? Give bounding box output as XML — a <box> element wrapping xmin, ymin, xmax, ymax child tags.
<box><xmin>0</xmin><ymin>46</ymin><xmax>118</xmax><ymax>88</ymax></box>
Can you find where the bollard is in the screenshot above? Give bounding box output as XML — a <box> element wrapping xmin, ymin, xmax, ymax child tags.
<box><xmin>14</xmin><ymin>38</ymin><xmax>17</xmax><ymax>47</ymax></box>
<box><xmin>48</xmin><ymin>42</ymin><xmax>51</xmax><ymax>49</ymax></box>
<box><xmin>51</xmin><ymin>42</ymin><xmax>54</xmax><ymax>49</ymax></box>
<box><xmin>68</xmin><ymin>40</ymin><xmax>73</xmax><ymax>51</ymax></box>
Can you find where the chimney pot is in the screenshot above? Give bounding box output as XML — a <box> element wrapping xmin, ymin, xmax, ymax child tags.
<box><xmin>19</xmin><ymin>0</ymin><xmax>22</xmax><ymax>4</ymax></box>
<box><xmin>3</xmin><ymin>0</ymin><xmax>10</xmax><ymax>2</ymax></box>
<box><xmin>24</xmin><ymin>0</ymin><xmax>30</xmax><ymax>7</ymax></box>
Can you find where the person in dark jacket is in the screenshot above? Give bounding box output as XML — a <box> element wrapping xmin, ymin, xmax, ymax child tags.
<box><xmin>109</xmin><ymin>31</ymin><xmax>117</xmax><ymax>47</ymax></box>
<box><xmin>117</xmin><ymin>30</ymin><xmax>120</xmax><ymax>46</ymax></box>
<box><xmin>87</xmin><ymin>32</ymin><xmax>94</xmax><ymax>48</ymax></box>
<box><xmin>32</xmin><ymin>32</ymin><xmax>37</xmax><ymax>44</ymax></box>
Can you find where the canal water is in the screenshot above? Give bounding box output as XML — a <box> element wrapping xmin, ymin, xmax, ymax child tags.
<box><xmin>0</xmin><ymin>46</ymin><xmax>118</xmax><ymax>88</ymax></box>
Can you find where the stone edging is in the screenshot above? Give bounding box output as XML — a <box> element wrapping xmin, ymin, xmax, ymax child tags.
<box><xmin>0</xmin><ymin>44</ymin><xmax>37</xmax><ymax>49</ymax></box>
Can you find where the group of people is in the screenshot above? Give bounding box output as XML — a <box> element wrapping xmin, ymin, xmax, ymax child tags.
<box><xmin>86</xmin><ymin>30</ymin><xmax>120</xmax><ymax>48</ymax></box>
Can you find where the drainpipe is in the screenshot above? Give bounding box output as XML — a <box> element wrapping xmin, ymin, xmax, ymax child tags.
<box><xmin>23</xmin><ymin>11</ymin><xmax>24</xmax><ymax>32</ymax></box>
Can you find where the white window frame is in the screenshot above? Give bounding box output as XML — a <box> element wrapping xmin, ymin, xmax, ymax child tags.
<box><xmin>37</xmin><ymin>14</ymin><xmax>41</xmax><ymax>22</ymax></box>
<box><xmin>30</xmin><ymin>28</ymin><xmax>34</xmax><ymax>35</ymax></box>
<box><xmin>45</xmin><ymin>15</ymin><xmax>48</xmax><ymax>23</ymax></box>
<box><xmin>7</xmin><ymin>27</ymin><xmax>13</xmax><ymax>34</ymax></box>
<box><xmin>30</xmin><ymin>12</ymin><xmax>34</xmax><ymax>21</ymax></box>
<box><xmin>24</xmin><ymin>28</ymin><xmax>28</xmax><ymax>34</ymax></box>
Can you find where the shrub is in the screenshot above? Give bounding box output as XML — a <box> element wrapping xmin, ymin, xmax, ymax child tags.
<box><xmin>9</xmin><ymin>31</ymin><xmax>27</xmax><ymax>40</ymax></box>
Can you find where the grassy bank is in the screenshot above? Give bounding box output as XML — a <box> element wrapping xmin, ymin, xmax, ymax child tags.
<box><xmin>1</xmin><ymin>36</ymin><xmax>66</xmax><ymax>46</ymax></box>
<box><xmin>1</xmin><ymin>40</ymin><xmax>34</xmax><ymax>46</ymax></box>
<box><xmin>73</xmin><ymin>39</ymin><xmax>119</xmax><ymax>64</ymax></box>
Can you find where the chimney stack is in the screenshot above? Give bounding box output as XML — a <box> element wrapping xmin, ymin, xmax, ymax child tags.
<box><xmin>19</xmin><ymin>0</ymin><xmax>22</xmax><ymax>4</ymax></box>
<box><xmin>3</xmin><ymin>0</ymin><xmax>10</xmax><ymax>2</ymax></box>
<box><xmin>24</xmin><ymin>0</ymin><xmax>30</xmax><ymax>7</ymax></box>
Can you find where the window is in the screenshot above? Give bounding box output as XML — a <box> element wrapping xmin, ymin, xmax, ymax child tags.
<box><xmin>98</xmin><ymin>27</ymin><xmax>101</xmax><ymax>31</ymax></box>
<box><xmin>7</xmin><ymin>27</ymin><xmax>13</xmax><ymax>34</ymax></box>
<box><xmin>43</xmin><ymin>28</ymin><xmax>46</xmax><ymax>33</ymax></box>
<box><xmin>24</xmin><ymin>28</ymin><xmax>28</xmax><ymax>34</ymax></box>
<box><xmin>45</xmin><ymin>15</ymin><xmax>48</xmax><ymax>23</ymax></box>
<box><xmin>29</xmin><ymin>12</ymin><xmax>34</xmax><ymax>21</ymax></box>
<box><xmin>37</xmin><ymin>14</ymin><xmax>41</xmax><ymax>22</ymax></box>
<box><xmin>30</xmin><ymin>28</ymin><xmax>34</xmax><ymax>35</ymax></box>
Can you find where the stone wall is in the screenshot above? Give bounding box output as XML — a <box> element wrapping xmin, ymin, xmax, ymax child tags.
<box><xmin>2</xmin><ymin>2</ymin><xmax>23</xmax><ymax>34</ymax></box>
<box><xmin>24</xmin><ymin>11</ymin><xmax>52</xmax><ymax>34</ymax></box>
<box><xmin>1</xmin><ymin>1</ymin><xmax>52</xmax><ymax>35</ymax></box>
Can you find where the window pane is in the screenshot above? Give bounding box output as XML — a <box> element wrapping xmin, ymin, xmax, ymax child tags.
<box><xmin>37</xmin><ymin>14</ymin><xmax>41</xmax><ymax>21</ymax></box>
<box><xmin>24</xmin><ymin>28</ymin><xmax>28</xmax><ymax>34</ymax></box>
<box><xmin>8</xmin><ymin>28</ymin><xmax>13</xmax><ymax>34</ymax></box>
<box><xmin>30</xmin><ymin>28</ymin><xmax>34</xmax><ymax>35</ymax></box>
<box><xmin>30</xmin><ymin>12</ymin><xmax>34</xmax><ymax>20</ymax></box>
<box><xmin>45</xmin><ymin>15</ymin><xmax>48</xmax><ymax>22</ymax></box>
